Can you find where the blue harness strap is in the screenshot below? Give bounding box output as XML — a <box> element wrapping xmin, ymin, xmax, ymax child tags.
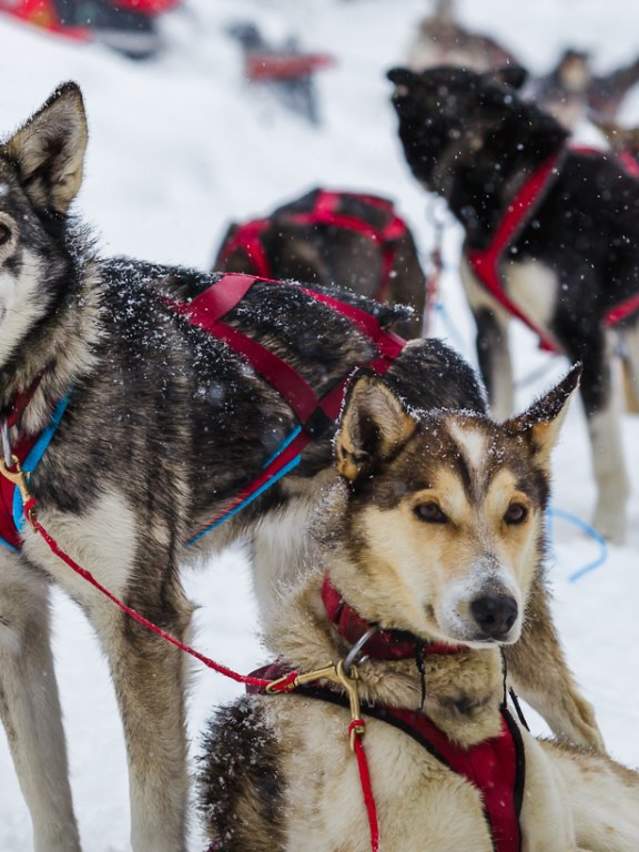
<box><xmin>0</xmin><ymin>394</ymin><xmax>70</xmax><ymax>552</ymax></box>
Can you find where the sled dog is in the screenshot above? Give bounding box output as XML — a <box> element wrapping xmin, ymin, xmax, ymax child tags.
<box><xmin>200</xmin><ymin>367</ymin><xmax>639</xmax><ymax>851</ymax></box>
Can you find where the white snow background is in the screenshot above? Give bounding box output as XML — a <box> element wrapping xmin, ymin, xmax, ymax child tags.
<box><xmin>2</xmin><ymin>1</ymin><xmax>639</xmax><ymax>849</ymax></box>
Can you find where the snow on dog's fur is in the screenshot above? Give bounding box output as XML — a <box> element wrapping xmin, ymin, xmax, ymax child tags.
<box><xmin>199</xmin><ymin>368</ymin><xmax>639</xmax><ymax>851</ymax></box>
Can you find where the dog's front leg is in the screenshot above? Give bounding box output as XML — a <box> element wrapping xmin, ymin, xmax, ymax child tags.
<box><xmin>460</xmin><ymin>257</ymin><xmax>513</xmax><ymax>419</ymax></box>
<box><xmin>98</xmin><ymin>579</ymin><xmax>193</xmax><ymax>852</ymax></box>
<box><xmin>0</xmin><ymin>559</ymin><xmax>81</xmax><ymax>852</ymax></box>
<box><xmin>505</xmin><ymin>572</ymin><xmax>605</xmax><ymax>752</ymax></box>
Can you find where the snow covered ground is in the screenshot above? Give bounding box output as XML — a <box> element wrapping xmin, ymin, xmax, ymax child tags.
<box><xmin>2</xmin><ymin>0</ymin><xmax>639</xmax><ymax>849</ymax></box>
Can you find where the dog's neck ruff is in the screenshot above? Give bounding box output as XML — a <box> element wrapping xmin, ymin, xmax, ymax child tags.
<box><xmin>321</xmin><ymin>575</ymin><xmax>465</xmax><ymax>660</ymax></box>
<box><xmin>218</xmin><ymin>189</ymin><xmax>410</xmax><ymax>303</ymax></box>
<box><xmin>467</xmin><ymin>144</ymin><xmax>639</xmax><ymax>349</ymax></box>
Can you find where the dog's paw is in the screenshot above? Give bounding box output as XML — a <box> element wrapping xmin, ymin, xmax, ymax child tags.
<box><xmin>592</xmin><ymin>504</ymin><xmax>626</xmax><ymax>546</ymax></box>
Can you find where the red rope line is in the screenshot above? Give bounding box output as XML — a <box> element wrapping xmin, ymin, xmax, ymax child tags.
<box><xmin>349</xmin><ymin>720</ymin><xmax>380</xmax><ymax>852</ymax></box>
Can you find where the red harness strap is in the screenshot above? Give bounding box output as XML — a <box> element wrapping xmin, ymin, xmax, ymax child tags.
<box><xmin>0</xmin><ymin>376</ymin><xmax>44</xmax><ymax>551</ymax></box>
<box><xmin>165</xmin><ymin>273</ymin><xmax>404</xmax><ymax>540</ymax></box>
<box><xmin>167</xmin><ymin>274</ymin><xmax>324</xmax><ymax>428</ymax></box>
<box><xmin>381</xmin><ymin>706</ymin><xmax>524</xmax><ymax>852</ymax></box>
<box><xmin>0</xmin><ymin>432</ymin><xmax>37</xmax><ymax>550</ymax></box>
<box><xmin>218</xmin><ymin>219</ymin><xmax>272</xmax><ymax>279</ymax></box>
<box><xmin>467</xmin><ymin>147</ymin><xmax>639</xmax><ymax>349</ymax></box>
<box><xmin>467</xmin><ymin>153</ymin><xmax>564</xmax><ymax>353</ymax></box>
<box><xmin>167</xmin><ymin>273</ymin><xmax>405</xmax><ymax>430</ymax></box>
<box><xmin>617</xmin><ymin>150</ymin><xmax>639</xmax><ymax>179</ymax></box>
<box><xmin>218</xmin><ymin>190</ymin><xmax>409</xmax><ymax>303</ymax></box>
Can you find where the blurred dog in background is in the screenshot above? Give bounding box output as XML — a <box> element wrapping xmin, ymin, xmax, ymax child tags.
<box><xmin>389</xmin><ymin>64</ymin><xmax>639</xmax><ymax>543</ymax></box>
<box><xmin>214</xmin><ymin>188</ymin><xmax>426</xmax><ymax>338</ymax></box>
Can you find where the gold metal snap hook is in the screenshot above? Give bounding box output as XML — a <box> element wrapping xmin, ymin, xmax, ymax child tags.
<box><xmin>335</xmin><ymin>660</ymin><xmax>365</xmax><ymax>750</ymax></box>
<box><xmin>0</xmin><ymin>455</ymin><xmax>33</xmax><ymax>507</ymax></box>
<box><xmin>265</xmin><ymin>659</ymin><xmax>364</xmax><ymax>750</ymax></box>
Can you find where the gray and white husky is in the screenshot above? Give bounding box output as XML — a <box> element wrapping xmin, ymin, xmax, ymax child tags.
<box><xmin>0</xmin><ymin>84</ymin><xmax>602</xmax><ymax>852</ymax></box>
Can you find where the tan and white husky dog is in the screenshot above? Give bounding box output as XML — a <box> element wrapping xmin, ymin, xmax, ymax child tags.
<box><xmin>199</xmin><ymin>367</ymin><xmax>639</xmax><ymax>851</ymax></box>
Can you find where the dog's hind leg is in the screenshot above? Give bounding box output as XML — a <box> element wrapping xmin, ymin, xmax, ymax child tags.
<box><xmin>0</xmin><ymin>559</ymin><xmax>81</xmax><ymax>852</ymax></box>
<box><xmin>460</xmin><ymin>257</ymin><xmax>513</xmax><ymax>420</ymax></box>
<box><xmin>505</xmin><ymin>571</ymin><xmax>605</xmax><ymax>752</ymax></box>
<box><xmin>567</xmin><ymin>328</ymin><xmax>629</xmax><ymax>543</ymax></box>
<box><xmin>97</xmin><ymin>577</ymin><xmax>194</xmax><ymax>852</ymax></box>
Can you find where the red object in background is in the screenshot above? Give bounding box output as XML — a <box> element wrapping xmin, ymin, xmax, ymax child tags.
<box><xmin>245</xmin><ymin>52</ymin><xmax>335</xmax><ymax>81</ymax></box>
<box><xmin>113</xmin><ymin>0</ymin><xmax>179</xmax><ymax>13</ymax></box>
<box><xmin>0</xmin><ymin>0</ymin><xmax>89</xmax><ymax>39</ymax></box>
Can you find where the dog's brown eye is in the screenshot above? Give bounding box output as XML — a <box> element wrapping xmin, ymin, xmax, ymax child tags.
<box><xmin>414</xmin><ymin>502</ymin><xmax>448</xmax><ymax>524</ymax></box>
<box><xmin>504</xmin><ymin>503</ymin><xmax>528</xmax><ymax>525</ymax></box>
<box><xmin>0</xmin><ymin>223</ymin><xmax>11</xmax><ymax>247</ymax></box>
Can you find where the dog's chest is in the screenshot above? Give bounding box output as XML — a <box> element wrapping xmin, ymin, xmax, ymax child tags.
<box><xmin>503</xmin><ymin>259</ymin><xmax>558</xmax><ymax>330</ymax></box>
<box><xmin>275</xmin><ymin>699</ymin><xmax>498</xmax><ymax>851</ymax></box>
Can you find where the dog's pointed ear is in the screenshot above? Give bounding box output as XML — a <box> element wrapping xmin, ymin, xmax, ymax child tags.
<box><xmin>5</xmin><ymin>82</ymin><xmax>87</xmax><ymax>216</ymax></box>
<box><xmin>504</xmin><ymin>364</ymin><xmax>581</xmax><ymax>467</ymax></box>
<box><xmin>486</xmin><ymin>65</ymin><xmax>528</xmax><ymax>91</ymax></box>
<box><xmin>335</xmin><ymin>374</ymin><xmax>416</xmax><ymax>481</ymax></box>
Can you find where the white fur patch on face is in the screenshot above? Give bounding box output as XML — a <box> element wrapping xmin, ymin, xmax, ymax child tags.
<box><xmin>0</xmin><ymin>250</ymin><xmax>45</xmax><ymax>368</ymax></box>
<box><xmin>436</xmin><ymin>555</ymin><xmax>522</xmax><ymax>646</ymax></box>
<box><xmin>449</xmin><ymin>421</ymin><xmax>487</xmax><ymax>477</ymax></box>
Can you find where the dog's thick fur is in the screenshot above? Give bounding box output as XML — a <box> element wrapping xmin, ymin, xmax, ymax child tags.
<box><xmin>199</xmin><ymin>369</ymin><xmax>639</xmax><ymax>851</ymax></box>
<box><xmin>0</xmin><ymin>84</ymin><xmax>602</xmax><ymax>851</ymax></box>
<box><xmin>388</xmin><ymin>64</ymin><xmax>639</xmax><ymax>543</ymax></box>
<box><xmin>213</xmin><ymin>189</ymin><xmax>426</xmax><ymax>339</ymax></box>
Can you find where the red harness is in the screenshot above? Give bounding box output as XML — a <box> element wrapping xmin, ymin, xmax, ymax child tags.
<box><xmin>467</xmin><ymin>147</ymin><xmax>639</xmax><ymax>352</ymax></box>
<box><xmin>1</xmin><ymin>273</ymin><xmax>404</xmax><ymax>551</ymax></box>
<box><xmin>252</xmin><ymin>576</ymin><xmax>525</xmax><ymax>852</ymax></box>
<box><xmin>218</xmin><ymin>190</ymin><xmax>409</xmax><ymax>303</ymax></box>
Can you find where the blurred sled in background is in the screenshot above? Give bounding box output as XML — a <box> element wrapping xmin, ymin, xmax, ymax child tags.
<box><xmin>226</xmin><ymin>20</ymin><xmax>335</xmax><ymax>126</ymax></box>
<box><xmin>0</xmin><ymin>0</ymin><xmax>181</xmax><ymax>59</ymax></box>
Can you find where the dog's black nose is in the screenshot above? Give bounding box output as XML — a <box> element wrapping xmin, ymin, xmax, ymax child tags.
<box><xmin>470</xmin><ymin>594</ymin><xmax>518</xmax><ymax>639</ymax></box>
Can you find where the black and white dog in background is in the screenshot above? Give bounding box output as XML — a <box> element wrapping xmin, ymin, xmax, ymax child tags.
<box><xmin>389</xmin><ymin>64</ymin><xmax>639</xmax><ymax>543</ymax></box>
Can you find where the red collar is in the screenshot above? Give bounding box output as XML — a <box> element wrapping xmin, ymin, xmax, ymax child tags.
<box><xmin>321</xmin><ymin>575</ymin><xmax>464</xmax><ymax>660</ymax></box>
